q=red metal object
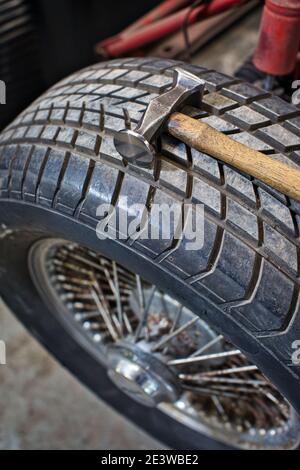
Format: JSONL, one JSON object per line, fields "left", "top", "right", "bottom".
{"left": 123, "top": 0, "right": 192, "bottom": 34}
{"left": 149, "top": 0, "right": 258, "bottom": 58}
{"left": 96, "top": 0, "right": 246, "bottom": 57}
{"left": 253, "top": 0, "right": 300, "bottom": 76}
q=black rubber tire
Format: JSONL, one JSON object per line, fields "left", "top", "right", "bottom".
{"left": 1, "top": 57, "right": 300, "bottom": 449}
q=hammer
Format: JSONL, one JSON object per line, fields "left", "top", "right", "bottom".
{"left": 114, "top": 68, "right": 300, "bottom": 202}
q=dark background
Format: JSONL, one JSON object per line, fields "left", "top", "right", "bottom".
{"left": 35, "top": 0, "right": 159, "bottom": 85}
{"left": 0, "top": 0, "right": 159, "bottom": 129}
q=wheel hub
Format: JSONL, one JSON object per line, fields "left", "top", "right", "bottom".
{"left": 107, "top": 343, "right": 180, "bottom": 407}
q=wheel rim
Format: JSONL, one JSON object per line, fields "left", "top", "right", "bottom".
{"left": 28, "top": 238, "right": 300, "bottom": 450}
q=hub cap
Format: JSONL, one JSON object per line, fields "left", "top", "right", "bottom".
{"left": 107, "top": 343, "right": 180, "bottom": 407}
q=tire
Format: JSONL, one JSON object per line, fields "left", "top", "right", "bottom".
{"left": 1, "top": 57, "right": 300, "bottom": 450}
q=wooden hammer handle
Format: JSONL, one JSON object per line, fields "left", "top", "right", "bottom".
{"left": 168, "top": 112, "right": 300, "bottom": 202}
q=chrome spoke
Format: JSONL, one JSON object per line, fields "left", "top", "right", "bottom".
{"left": 189, "top": 334, "right": 223, "bottom": 358}
{"left": 179, "top": 374, "right": 267, "bottom": 387}
{"left": 197, "top": 364, "right": 258, "bottom": 378}
{"left": 112, "top": 261, "right": 124, "bottom": 334}
{"left": 112, "top": 313, "right": 123, "bottom": 337}
{"left": 134, "top": 284, "right": 156, "bottom": 342}
{"left": 133, "top": 274, "right": 145, "bottom": 341}
{"left": 212, "top": 395, "right": 225, "bottom": 416}
{"left": 91, "top": 288, "right": 119, "bottom": 342}
{"left": 163, "top": 304, "right": 183, "bottom": 354}
{"left": 171, "top": 304, "right": 184, "bottom": 333}
{"left": 136, "top": 274, "right": 145, "bottom": 310}
{"left": 182, "top": 384, "right": 241, "bottom": 399}
{"left": 168, "top": 349, "right": 241, "bottom": 367}
{"left": 152, "top": 316, "right": 199, "bottom": 352}
{"left": 187, "top": 383, "right": 262, "bottom": 395}
{"left": 74, "top": 311, "right": 104, "bottom": 321}
{"left": 123, "top": 311, "right": 133, "bottom": 335}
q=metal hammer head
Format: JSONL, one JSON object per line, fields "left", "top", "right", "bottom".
{"left": 114, "top": 68, "right": 205, "bottom": 168}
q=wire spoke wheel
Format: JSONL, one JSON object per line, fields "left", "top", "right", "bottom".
{"left": 29, "top": 239, "right": 300, "bottom": 450}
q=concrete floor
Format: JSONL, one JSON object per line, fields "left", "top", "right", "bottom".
{"left": 0, "top": 299, "right": 163, "bottom": 450}
{"left": 0, "top": 9, "right": 261, "bottom": 450}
